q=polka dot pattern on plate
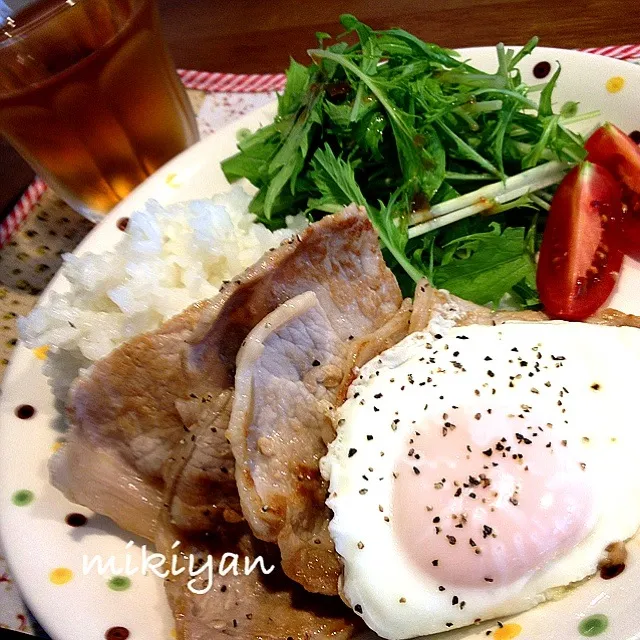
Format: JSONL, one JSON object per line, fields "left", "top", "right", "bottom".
{"left": 494, "top": 623, "right": 522, "bottom": 640}
{"left": 11, "top": 490, "right": 34, "bottom": 506}
{"left": 49, "top": 567, "right": 73, "bottom": 585}
{"left": 165, "top": 172, "right": 181, "bottom": 188}
{"left": 606, "top": 75, "right": 625, "bottom": 93}
{"left": 65, "top": 513, "right": 88, "bottom": 527}
{"left": 533, "top": 61, "right": 552, "bottom": 78}
{"left": 32, "top": 345, "right": 49, "bottom": 360}
{"left": 51, "top": 439, "right": 65, "bottom": 453}
{"left": 14, "top": 404, "right": 35, "bottom": 419}
{"left": 105, "top": 626, "right": 130, "bottom": 640}
{"left": 107, "top": 576, "right": 132, "bottom": 592}
{"left": 578, "top": 614, "right": 609, "bottom": 637}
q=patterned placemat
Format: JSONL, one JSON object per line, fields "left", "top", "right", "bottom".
{"left": 1, "top": 47, "right": 639, "bottom": 634}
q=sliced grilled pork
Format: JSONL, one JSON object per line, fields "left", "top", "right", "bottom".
{"left": 168, "top": 205, "right": 403, "bottom": 536}
{"left": 227, "top": 291, "right": 412, "bottom": 595}
{"left": 409, "top": 278, "right": 640, "bottom": 332}
{"left": 156, "top": 516, "right": 362, "bottom": 639}
{"left": 52, "top": 205, "right": 403, "bottom": 546}
{"left": 51, "top": 303, "right": 207, "bottom": 539}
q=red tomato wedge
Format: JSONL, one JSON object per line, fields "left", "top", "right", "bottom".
{"left": 585, "top": 123, "right": 640, "bottom": 253}
{"left": 537, "top": 162, "right": 623, "bottom": 320}
{"left": 585, "top": 123, "right": 640, "bottom": 191}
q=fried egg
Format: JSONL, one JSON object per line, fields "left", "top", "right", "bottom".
{"left": 322, "top": 320, "right": 640, "bottom": 639}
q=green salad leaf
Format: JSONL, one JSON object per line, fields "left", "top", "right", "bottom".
{"left": 221, "top": 15, "right": 593, "bottom": 308}
{"left": 432, "top": 223, "right": 537, "bottom": 305}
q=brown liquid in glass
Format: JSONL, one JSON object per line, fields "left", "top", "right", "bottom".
{"left": 0, "top": 0, "right": 198, "bottom": 218}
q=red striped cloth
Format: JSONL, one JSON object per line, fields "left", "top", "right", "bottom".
{"left": 2, "top": 44, "right": 640, "bottom": 249}
{"left": 0, "top": 178, "right": 47, "bottom": 248}
{"left": 580, "top": 43, "right": 640, "bottom": 59}
{"left": 177, "top": 69, "right": 287, "bottom": 92}
{"left": 175, "top": 43, "right": 640, "bottom": 92}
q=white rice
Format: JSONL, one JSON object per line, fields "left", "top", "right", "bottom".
{"left": 18, "top": 187, "right": 307, "bottom": 402}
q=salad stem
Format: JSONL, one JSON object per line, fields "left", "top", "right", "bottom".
{"left": 408, "top": 161, "right": 569, "bottom": 237}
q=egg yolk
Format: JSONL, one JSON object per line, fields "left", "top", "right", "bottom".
{"left": 392, "top": 407, "right": 594, "bottom": 587}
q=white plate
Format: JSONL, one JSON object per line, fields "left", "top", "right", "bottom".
{"left": 2, "top": 47, "right": 640, "bottom": 640}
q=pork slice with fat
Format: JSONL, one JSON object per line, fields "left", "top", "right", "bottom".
{"left": 156, "top": 515, "right": 361, "bottom": 640}
{"left": 227, "top": 295, "right": 411, "bottom": 594}
{"left": 228, "top": 292, "right": 344, "bottom": 595}
{"left": 50, "top": 302, "right": 210, "bottom": 540}
{"left": 409, "top": 278, "right": 640, "bottom": 332}
{"left": 225, "top": 208, "right": 406, "bottom": 596}
{"left": 167, "top": 205, "right": 403, "bottom": 535}
{"left": 52, "top": 205, "right": 402, "bottom": 544}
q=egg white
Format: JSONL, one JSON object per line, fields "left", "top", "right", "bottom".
{"left": 323, "top": 321, "right": 640, "bottom": 640}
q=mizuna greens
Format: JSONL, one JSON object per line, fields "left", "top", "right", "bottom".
{"left": 221, "top": 14, "right": 594, "bottom": 306}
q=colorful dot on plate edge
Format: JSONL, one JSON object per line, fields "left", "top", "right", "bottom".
{"left": 494, "top": 622, "right": 522, "bottom": 640}
{"left": 533, "top": 61, "right": 552, "bottom": 79}
{"left": 15, "top": 404, "right": 35, "bottom": 419}
{"left": 49, "top": 567, "right": 73, "bottom": 585}
{"left": 51, "top": 440, "right": 65, "bottom": 453}
{"left": 32, "top": 345, "right": 49, "bottom": 360}
{"left": 11, "top": 489, "right": 34, "bottom": 506}
{"left": 65, "top": 512, "right": 88, "bottom": 527}
{"left": 579, "top": 614, "right": 609, "bottom": 637}
{"left": 606, "top": 76, "right": 625, "bottom": 93}
{"left": 107, "top": 576, "right": 132, "bottom": 591}
{"left": 165, "top": 172, "right": 181, "bottom": 188}
{"left": 105, "top": 627, "right": 130, "bottom": 640}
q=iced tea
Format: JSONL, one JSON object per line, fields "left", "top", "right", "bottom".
{"left": 0, "top": 0, "right": 198, "bottom": 221}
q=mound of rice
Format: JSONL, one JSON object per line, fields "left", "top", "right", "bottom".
{"left": 18, "top": 187, "right": 307, "bottom": 402}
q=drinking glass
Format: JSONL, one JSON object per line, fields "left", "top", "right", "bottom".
{"left": 0, "top": 0, "right": 199, "bottom": 222}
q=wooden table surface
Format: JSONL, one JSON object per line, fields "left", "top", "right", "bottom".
{"left": 3, "top": 0, "right": 640, "bottom": 218}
